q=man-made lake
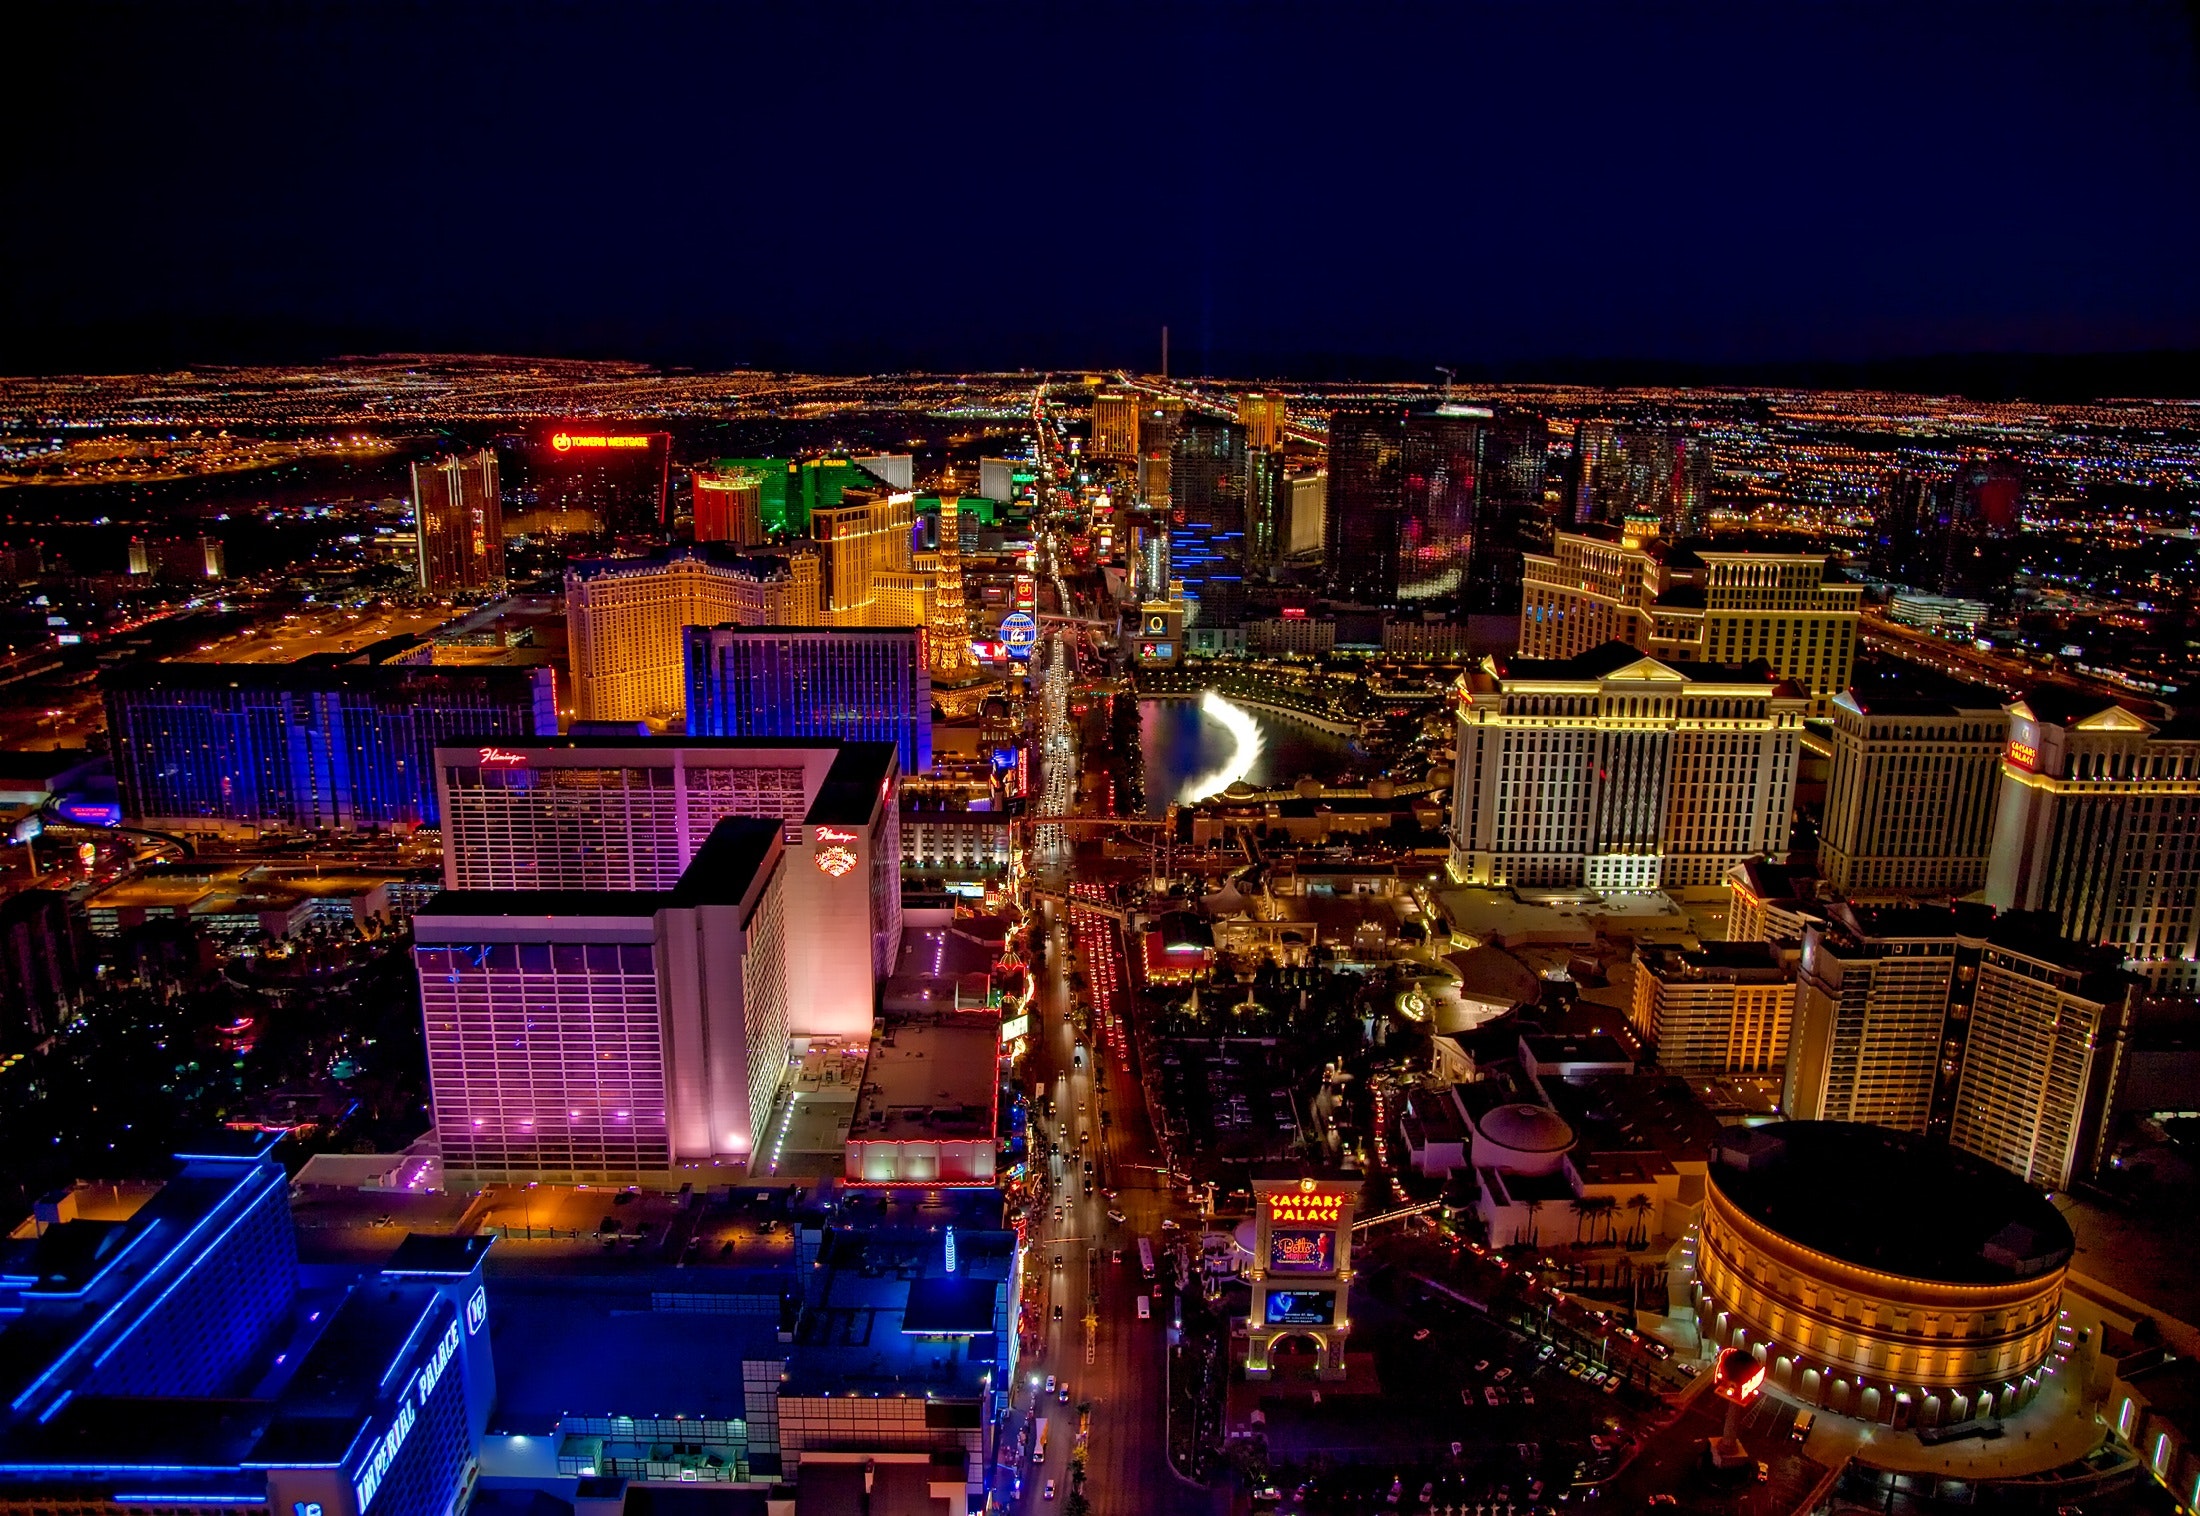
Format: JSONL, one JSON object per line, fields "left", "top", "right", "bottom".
{"left": 1137, "top": 692, "right": 1358, "bottom": 815}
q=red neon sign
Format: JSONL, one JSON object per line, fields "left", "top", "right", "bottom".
{"left": 551, "top": 432, "right": 651, "bottom": 452}
{"left": 814, "top": 846, "right": 859, "bottom": 879}
{"left": 815, "top": 826, "right": 859, "bottom": 844}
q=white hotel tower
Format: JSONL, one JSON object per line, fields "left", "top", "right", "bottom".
{"left": 1448, "top": 642, "right": 1805, "bottom": 891}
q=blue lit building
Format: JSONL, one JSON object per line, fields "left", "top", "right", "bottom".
{"left": 102, "top": 662, "right": 557, "bottom": 836}
{"left": 0, "top": 1138, "right": 494, "bottom": 1516}
{"left": 472, "top": 1183, "right": 1013, "bottom": 1511}
{"left": 684, "top": 625, "right": 931, "bottom": 774}
{"left": 1167, "top": 520, "right": 1247, "bottom": 628}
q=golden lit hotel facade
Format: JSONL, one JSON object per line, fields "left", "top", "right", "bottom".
{"left": 1691, "top": 1124, "right": 2071, "bottom": 1430}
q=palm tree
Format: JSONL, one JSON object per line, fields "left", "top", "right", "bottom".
{"left": 1523, "top": 1197, "right": 1544, "bottom": 1248}
{"left": 1628, "top": 1193, "right": 1654, "bottom": 1248}
{"left": 1570, "top": 1198, "right": 1590, "bottom": 1245}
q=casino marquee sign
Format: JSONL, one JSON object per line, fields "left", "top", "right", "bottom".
{"left": 1267, "top": 1187, "right": 1350, "bottom": 1226}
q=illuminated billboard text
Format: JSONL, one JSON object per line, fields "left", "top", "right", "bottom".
{"left": 1268, "top": 1228, "right": 1336, "bottom": 1274}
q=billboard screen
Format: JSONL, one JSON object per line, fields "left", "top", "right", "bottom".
{"left": 1264, "top": 1290, "right": 1336, "bottom": 1327}
{"left": 1268, "top": 1228, "right": 1336, "bottom": 1275}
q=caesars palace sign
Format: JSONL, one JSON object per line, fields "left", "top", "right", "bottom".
{"left": 1267, "top": 1180, "right": 1350, "bottom": 1226}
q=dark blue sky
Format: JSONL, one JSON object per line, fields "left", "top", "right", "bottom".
{"left": 6, "top": 2, "right": 2199, "bottom": 379}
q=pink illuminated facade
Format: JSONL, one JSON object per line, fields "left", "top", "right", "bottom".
{"left": 415, "top": 816, "right": 794, "bottom": 1184}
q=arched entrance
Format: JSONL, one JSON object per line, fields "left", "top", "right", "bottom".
{"left": 1268, "top": 1334, "right": 1324, "bottom": 1382}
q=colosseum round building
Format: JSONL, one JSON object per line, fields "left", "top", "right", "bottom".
{"left": 1690, "top": 1122, "right": 2072, "bottom": 1429}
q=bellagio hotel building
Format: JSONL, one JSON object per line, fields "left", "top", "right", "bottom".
{"left": 1518, "top": 526, "right": 1861, "bottom": 716}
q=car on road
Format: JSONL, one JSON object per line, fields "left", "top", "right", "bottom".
{"left": 1052, "top": 1305, "right": 1063, "bottom": 1320}
{"left": 1052, "top": 1254, "right": 1064, "bottom": 1270}
{"left": 1160, "top": 1218, "right": 1178, "bottom": 1230}
{"left": 1112, "top": 1248, "right": 1123, "bottom": 1263}
{"left": 1057, "top": 1384, "right": 1070, "bottom": 1404}
{"left": 1045, "top": 1375, "right": 1056, "bottom": 1394}
{"left": 1042, "top": 1480, "right": 1056, "bottom": 1501}
{"left": 1106, "top": 1209, "right": 1126, "bottom": 1224}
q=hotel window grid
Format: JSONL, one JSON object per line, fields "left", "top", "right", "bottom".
{"left": 1950, "top": 950, "right": 2127, "bottom": 1189}
{"left": 685, "top": 627, "right": 933, "bottom": 775}
{"left": 741, "top": 875, "right": 792, "bottom": 1153}
{"left": 418, "top": 940, "right": 671, "bottom": 1180}
{"left": 1518, "top": 533, "right": 1860, "bottom": 715}
{"left": 75, "top": 1163, "right": 299, "bottom": 1404}
{"left": 104, "top": 668, "right": 555, "bottom": 832}
{"left": 440, "top": 759, "right": 811, "bottom": 891}
{"left": 566, "top": 548, "right": 822, "bottom": 726}
{"left": 1449, "top": 660, "right": 1803, "bottom": 892}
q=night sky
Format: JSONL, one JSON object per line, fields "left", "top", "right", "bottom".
{"left": 6, "top": 3, "right": 2199, "bottom": 380}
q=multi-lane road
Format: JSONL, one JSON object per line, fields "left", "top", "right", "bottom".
{"left": 1010, "top": 897, "right": 1220, "bottom": 1516}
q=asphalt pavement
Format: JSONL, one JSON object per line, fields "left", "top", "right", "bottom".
{"left": 1011, "top": 898, "right": 1224, "bottom": 1516}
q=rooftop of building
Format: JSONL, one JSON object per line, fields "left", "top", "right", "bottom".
{"left": 0, "top": 1147, "right": 462, "bottom": 1481}
{"left": 1637, "top": 940, "right": 1795, "bottom": 983}
{"left": 1728, "top": 857, "right": 1818, "bottom": 908}
{"left": 1522, "top": 1032, "right": 1636, "bottom": 1070}
{"left": 103, "top": 655, "right": 548, "bottom": 692}
{"left": 668, "top": 817, "right": 781, "bottom": 914}
{"left": 1538, "top": 1069, "right": 1720, "bottom": 1167}
{"left": 2121, "top": 1356, "right": 2200, "bottom": 1426}
{"left": 1817, "top": 899, "right": 1995, "bottom": 947}
{"left": 565, "top": 542, "right": 811, "bottom": 581}
{"left": 847, "top": 1021, "right": 999, "bottom": 1147}
{"left": 1837, "top": 656, "right": 2007, "bottom": 718}
{"left": 0, "top": 747, "right": 101, "bottom": 789}
{"left": 1491, "top": 640, "right": 1794, "bottom": 690}
{"left": 433, "top": 734, "right": 850, "bottom": 756}
{"left": 806, "top": 743, "right": 897, "bottom": 826}
{"left": 1433, "top": 885, "right": 1697, "bottom": 951}
{"left": 2010, "top": 684, "right": 2168, "bottom": 729}
{"left": 882, "top": 920, "right": 1009, "bottom": 1017}
{"left": 168, "top": 606, "right": 459, "bottom": 665}
{"left": 697, "top": 624, "right": 925, "bottom": 640}
{"left": 1474, "top": 1101, "right": 1576, "bottom": 1154}
{"left": 1816, "top": 903, "right": 2121, "bottom": 983}
{"left": 415, "top": 889, "right": 668, "bottom": 922}
{"left": 1554, "top": 526, "right": 1845, "bottom": 571}
{"left": 1711, "top": 1121, "right": 2074, "bottom": 1285}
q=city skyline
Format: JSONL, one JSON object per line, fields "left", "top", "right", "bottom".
{"left": 3, "top": 7, "right": 2200, "bottom": 1512}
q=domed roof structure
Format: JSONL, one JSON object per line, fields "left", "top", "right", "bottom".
{"left": 1475, "top": 1102, "right": 1575, "bottom": 1155}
